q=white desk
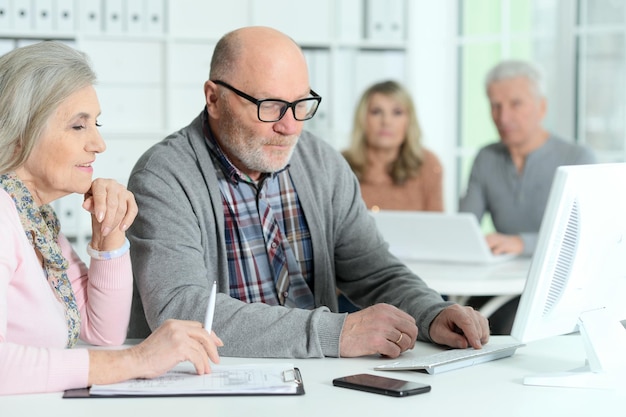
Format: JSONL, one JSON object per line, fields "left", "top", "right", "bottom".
{"left": 405, "top": 257, "right": 532, "bottom": 317}
{"left": 1, "top": 335, "right": 622, "bottom": 417}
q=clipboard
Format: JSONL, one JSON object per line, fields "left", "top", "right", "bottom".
{"left": 63, "top": 364, "right": 304, "bottom": 398}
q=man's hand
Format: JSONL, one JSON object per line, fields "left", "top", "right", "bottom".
{"left": 486, "top": 232, "right": 524, "bottom": 255}
{"left": 429, "top": 304, "right": 490, "bottom": 349}
{"left": 339, "top": 304, "right": 418, "bottom": 358}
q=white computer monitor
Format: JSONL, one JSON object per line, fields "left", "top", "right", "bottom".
{"left": 511, "top": 162, "right": 626, "bottom": 389}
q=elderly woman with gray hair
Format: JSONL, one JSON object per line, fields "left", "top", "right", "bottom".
{"left": 0, "top": 41, "right": 222, "bottom": 395}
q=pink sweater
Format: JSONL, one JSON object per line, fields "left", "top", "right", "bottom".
{"left": 0, "top": 190, "right": 133, "bottom": 395}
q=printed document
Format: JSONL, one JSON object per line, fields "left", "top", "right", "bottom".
{"left": 89, "top": 363, "right": 301, "bottom": 396}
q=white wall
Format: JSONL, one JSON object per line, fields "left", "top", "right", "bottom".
{"left": 408, "top": 1, "right": 458, "bottom": 212}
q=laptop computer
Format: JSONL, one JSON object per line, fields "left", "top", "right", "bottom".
{"left": 370, "top": 210, "right": 516, "bottom": 264}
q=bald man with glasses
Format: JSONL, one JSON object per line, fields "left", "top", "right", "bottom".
{"left": 127, "top": 26, "right": 489, "bottom": 359}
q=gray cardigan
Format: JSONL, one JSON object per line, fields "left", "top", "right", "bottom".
{"left": 127, "top": 113, "right": 451, "bottom": 358}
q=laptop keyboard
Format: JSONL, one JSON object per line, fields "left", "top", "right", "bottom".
{"left": 374, "top": 342, "right": 524, "bottom": 375}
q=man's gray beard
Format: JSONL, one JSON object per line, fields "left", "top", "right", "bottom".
{"left": 245, "top": 141, "right": 288, "bottom": 173}
{"left": 218, "top": 98, "right": 299, "bottom": 173}
{"left": 222, "top": 132, "right": 299, "bottom": 174}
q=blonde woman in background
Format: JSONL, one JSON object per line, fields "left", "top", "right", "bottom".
{"left": 339, "top": 80, "right": 444, "bottom": 312}
{"left": 342, "top": 80, "right": 443, "bottom": 212}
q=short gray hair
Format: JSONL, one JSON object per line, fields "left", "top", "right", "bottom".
{"left": 485, "top": 59, "right": 545, "bottom": 98}
{"left": 0, "top": 41, "right": 96, "bottom": 173}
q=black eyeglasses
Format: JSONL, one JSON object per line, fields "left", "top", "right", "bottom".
{"left": 212, "top": 80, "right": 322, "bottom": 122}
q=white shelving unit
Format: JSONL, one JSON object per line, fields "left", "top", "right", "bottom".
{"left": 0, "top": 0, "right": 419, "bottom": 261}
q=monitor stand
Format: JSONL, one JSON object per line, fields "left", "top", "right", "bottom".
{"left": 523, "top": 308, "right": 626, "bottom": 389}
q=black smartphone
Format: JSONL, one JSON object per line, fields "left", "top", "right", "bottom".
{"left": 332, "top": 373, "right": 431, "bottom": 397}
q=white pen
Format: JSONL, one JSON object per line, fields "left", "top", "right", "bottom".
{"left": 204, "top": 281, "right": 217, "bottom": 333}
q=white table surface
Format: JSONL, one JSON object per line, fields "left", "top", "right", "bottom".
{"left": 404, "top": 258, "right": 532, "bottom": 317}
{"left": 2, "top": 334, "right": 623, "bottom": 417}
{"left": 404, "top": 257, "right": 532, "bottom": 296}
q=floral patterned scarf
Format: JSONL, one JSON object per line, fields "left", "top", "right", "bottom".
{"left": 0, "top": 172, "right": 80, "bottom": 347}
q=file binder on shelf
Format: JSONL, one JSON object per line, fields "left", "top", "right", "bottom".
{"left": 336, "top": 0, "right": 362, "bottom": 42}
{"left": 365, "top": 0, "right": 405, "bottom": 42}
{"left": 77, "top": 0, "right": 103, "bottom": 34}
{"left": 124, "top": 0, "right": 143, "bottom": 33}
{"left": 12, "top": 0, "right": 31, "bottom": 31}
{"left": 0, "top": 0, "right": 11, "bottom": 30}
{"left": 33, "top": 0, "right": 53, "bottom": 32}
{"left": 103, "top": 0, "right": 124, "bottom": 34}
{"left": 145, "top": 0, "right": 164, "bottom": 34}
{"left": 55, "top": 0, "right": 75, "bottom": 32}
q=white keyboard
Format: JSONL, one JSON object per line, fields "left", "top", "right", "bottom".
{"left": 374, "top": 342, "right": 524, "bottom": 375}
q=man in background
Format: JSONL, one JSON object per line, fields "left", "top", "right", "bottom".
{"left": 460, "top": 59, "right": 596, "bottom": 333}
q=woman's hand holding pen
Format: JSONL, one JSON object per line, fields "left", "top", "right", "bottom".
{"left": 128, "top": 319, "right": 223, "bottom": 379}
{"left": 87, "top": 319, "right": 223, "bottom": 387}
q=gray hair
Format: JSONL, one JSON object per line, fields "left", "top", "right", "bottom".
{"left": 485, "top": 60, "right": 545, "bottom": 98}
{"left": 0, "top": 41, "right": 96, "bottom": 173}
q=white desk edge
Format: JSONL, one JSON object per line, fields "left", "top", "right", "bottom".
{"left": 1, "top": 334, "right": 622, "bottom": 417}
